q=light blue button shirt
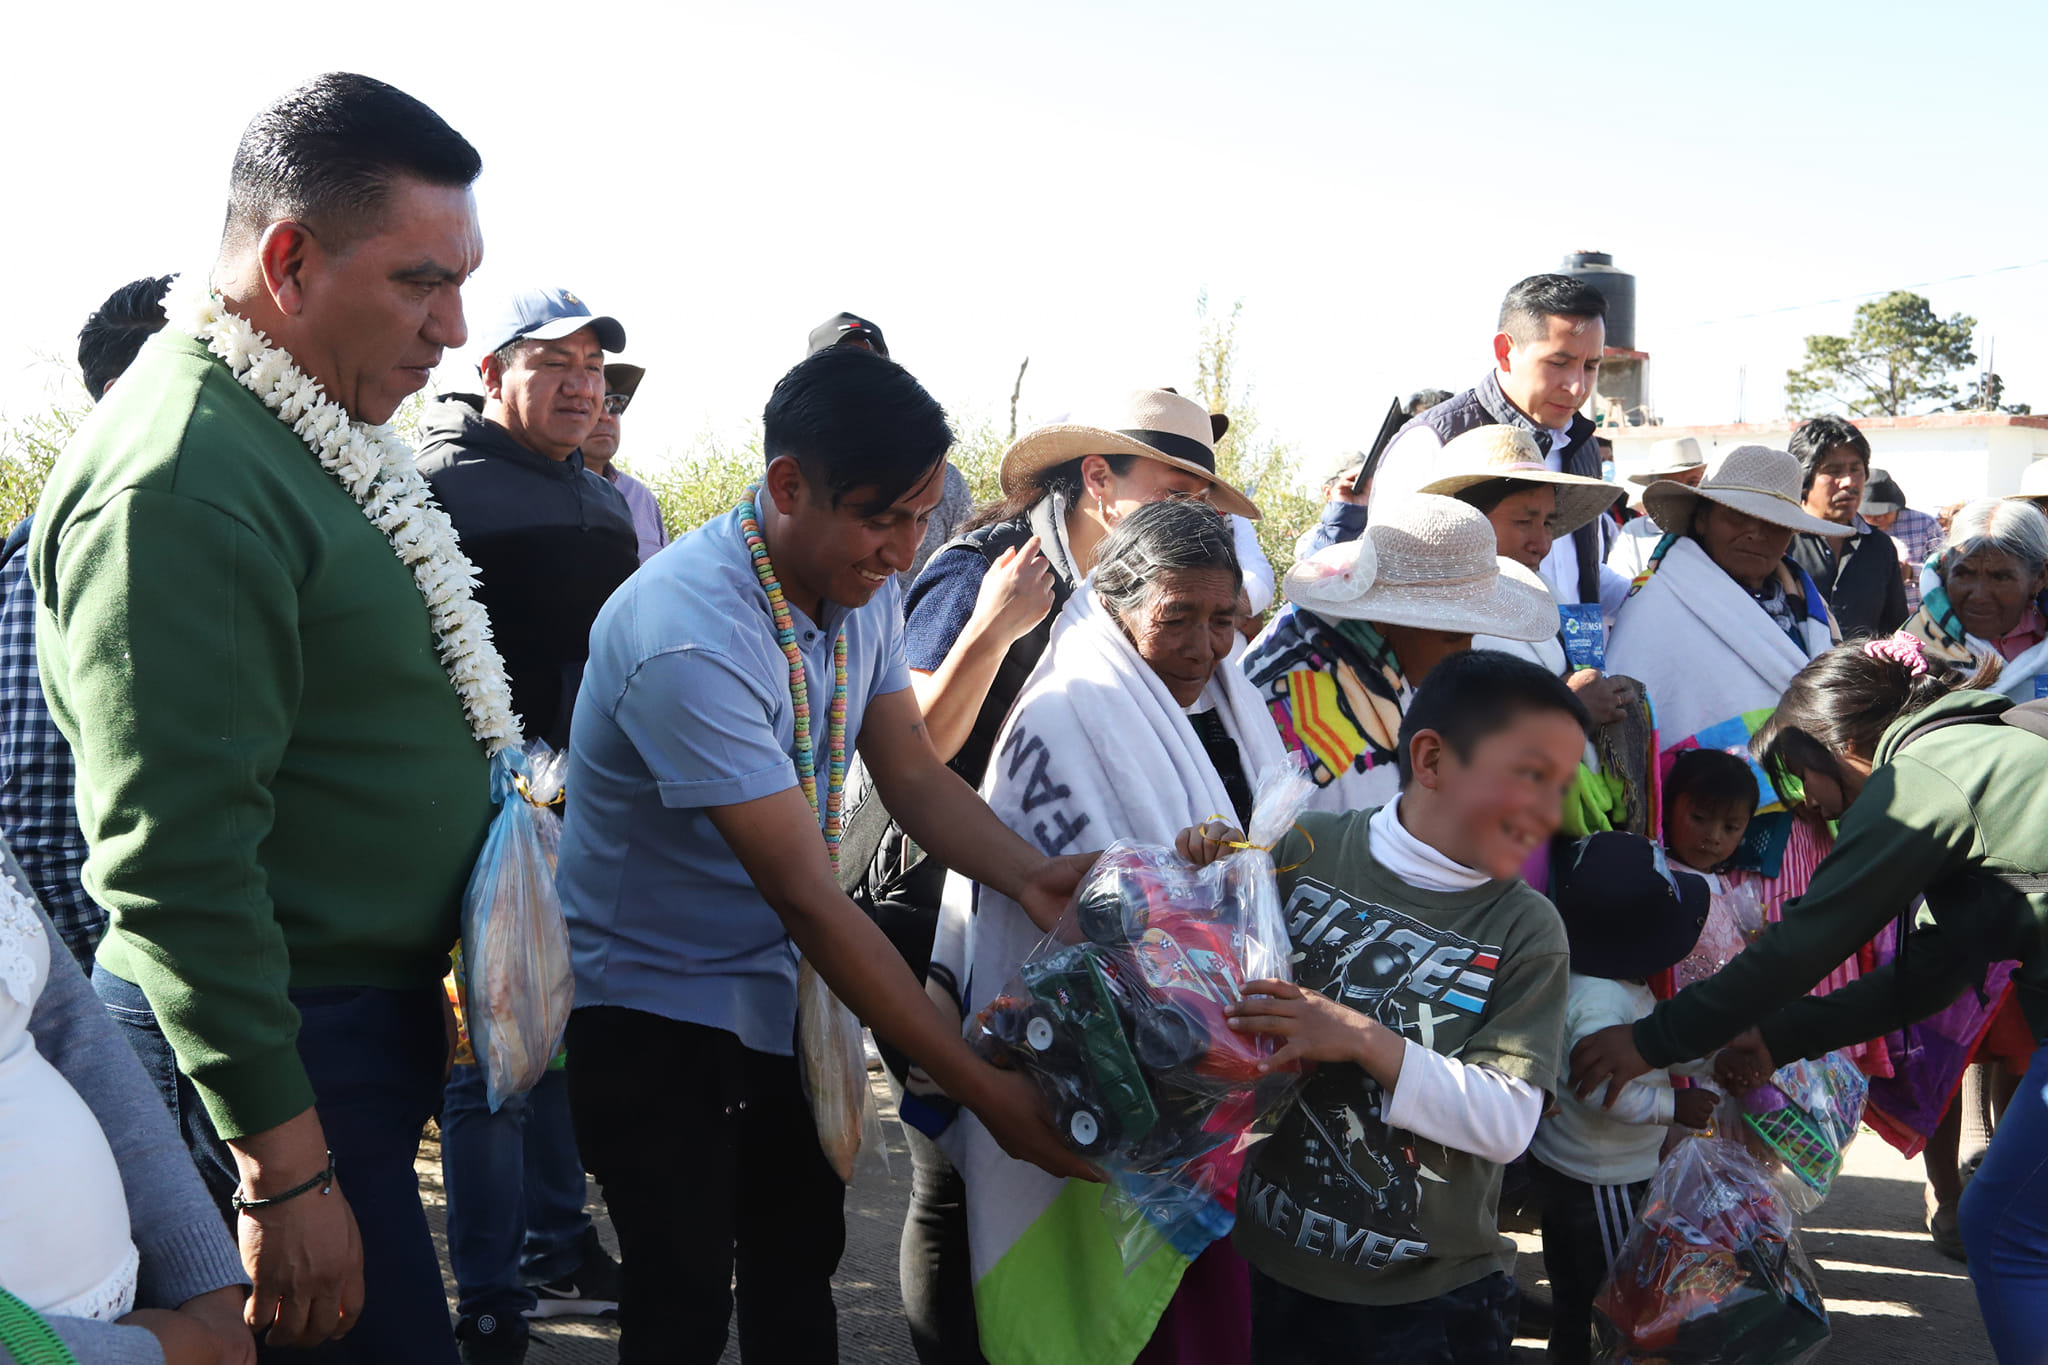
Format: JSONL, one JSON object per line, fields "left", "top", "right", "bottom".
{"left": 558, "top": 505, "right": 910, "bottom": 1055}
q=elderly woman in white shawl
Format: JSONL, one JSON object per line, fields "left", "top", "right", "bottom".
{"left": 1607, "top": 444, "right": 1848, "bottom": 889}
{"left": 926, "top": 499, "right": 1284, "bottom": 1365}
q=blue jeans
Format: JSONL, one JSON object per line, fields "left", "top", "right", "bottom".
{"left": 440, "top": 1061, "right": 591, "bottom": 1329}
{"left": 95, "top": 969, "right": 459, "bottom": 1365}
{"left": 1960, "top": 1042, "right": 2048, "bottom": 1361}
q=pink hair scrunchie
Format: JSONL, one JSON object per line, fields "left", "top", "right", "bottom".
{"left": 1864, "top": 631, "right": 1930, "bottom": 677}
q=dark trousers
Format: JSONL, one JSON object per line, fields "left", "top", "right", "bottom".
{"left": 900, "top": 1124, "right": 985, "bottom": 1365}
{"left": 1528, "top": 1156, "right": 1649, "bottom": 1365}
{"left": 1248, "top": 1266, "right": 1517, "bottom": 1365}
{"left": 565, "top": 1005, "right": 846, "bottom": 1364}
{"left": 96, "top": 969, "right": 457, "bottom": 1364}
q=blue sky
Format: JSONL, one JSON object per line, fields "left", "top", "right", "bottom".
{"left": 6, "top": 1, "right": 2047, "bottom": 476}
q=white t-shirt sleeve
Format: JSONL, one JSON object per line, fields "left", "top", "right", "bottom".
{"left": 1231, "top": 514, "right": 1275, "bottom": 615}
{"left": 1380, "top": 1039, "right": 1545, "bottom": 1164}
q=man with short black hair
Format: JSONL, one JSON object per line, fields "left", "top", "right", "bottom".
{"left": 76, "top": 273, "right": 174, "bottom": 401}
{"left": 559, "top": 344, "right": 1098, "bottom": 1362}
{"left": 1787, "top": 414, "right": 1907, "bottom": 635}
{"left": 417, "top": 288, "right": 641, "bottom": 752}
{"left": 34, "top": 73, "right": 492, "bottom": 1360}
{"left": 1374, "top": 275, "right": 1632, "bottom": 619}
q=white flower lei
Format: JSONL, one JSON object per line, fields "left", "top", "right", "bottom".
{"left": 164, "top": 274, "right": 523, "bottom": 756}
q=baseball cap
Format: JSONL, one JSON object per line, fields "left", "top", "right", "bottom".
{"left": 603, "top": 363, "right": 645, "bottom": 410}
{"left": 807, "top": 312, "right": 888, "bottom": 358}
{"left": 478, "top": 286, "right": 625, "bottom": 357}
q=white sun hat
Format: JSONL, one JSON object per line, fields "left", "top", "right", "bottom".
{"left": 1643, "top": 444, "right": 1853, "bottom": 541}
{"left": 1419, "top": 426, "right": 1623, "bottom": 539}
{"left": 1626, "top": 435, "right": 1706, "bottom": 486}
{"left": 1283, "top": 493, "right": 1556, "bottom": 641}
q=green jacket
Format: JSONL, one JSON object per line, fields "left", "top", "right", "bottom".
{"left": 30, "top": 329, "right": 494, "bottom": 1139}
{"left": 1636, "top": 688, "right": 2048, "bottom": 1069}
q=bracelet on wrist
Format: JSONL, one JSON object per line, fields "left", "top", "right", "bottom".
{"left": 231, "top": 1151, "right": 335, "bottom": 1214}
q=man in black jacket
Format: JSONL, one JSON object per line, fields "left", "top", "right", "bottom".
{"left": 415, "top": 284, "right": 635, "bottom": 1364}
{"left": 1371, "top": 274, "right": 1632, "bottom": 620}
{"left": 416, "top": 286, "right": 640, "bottom": 752}
{"left": 1786, "top": 415, "right": 1907, "bottom": 637}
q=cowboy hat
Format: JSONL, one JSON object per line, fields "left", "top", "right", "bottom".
{"left": 998, "top": 388, "right": 1259, "bottom": 520}
{"left": 1626, "top": 435, "right": 1705, "bottom": 486}
{"left": 1283, "top": 494, "right": 1556, "bottom": 641}
{"left": 1418, "top": 426, "right": 1622, "bottom": 539}
{"left": 1643, "top": 445, "right": 1853, "bottom": 540}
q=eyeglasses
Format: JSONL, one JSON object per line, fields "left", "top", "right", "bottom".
{"left": 603, "top": 393, "right": 631, "bottom": 416}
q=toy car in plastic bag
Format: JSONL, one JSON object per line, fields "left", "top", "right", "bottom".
{"left": 1594, "top": 1136, "right": 1829, "bottom": 1365}
{"left": 970, "top": 761, "right": 1312, "bottom": 1263}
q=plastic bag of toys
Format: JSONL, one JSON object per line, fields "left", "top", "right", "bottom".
{"left": 461, "top": 747, "right": 575, "bottom": 1113}
{"left": 969, "top": 760, "right": 1314, "bottom": 1266}
{"left": 1736, "top": 1050, "right": 1868, "bottom": 1213}
{"left": 1594, "top": 1136, "right": 1830, "bottom": 1365}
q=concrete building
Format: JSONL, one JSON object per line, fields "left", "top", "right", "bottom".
{"left": 1603, "top": 413, "right": 2048, "bottom": 512}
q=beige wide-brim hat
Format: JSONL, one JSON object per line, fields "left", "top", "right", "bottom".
{"left": 2010, "top": 459, "right": 2048, "bottom": 505}
{"left": 1627, "top": 435, "right": 1706, "bottom": 486}
{"left": 998, "top": 387, "right": 1259, "bottom": 520}
{"left": 1283, "top": 493, "right": 1557, "bottom": 642}
{"left": 1418, "top": 426, "right": 1622, "bottom": 539}
{"left": 1643, "top": 444, "right": 1853, "bottom": 540}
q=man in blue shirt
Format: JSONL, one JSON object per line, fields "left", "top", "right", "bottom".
{"left": 558, "top": 345, "right": 1095, "bottom": 1363}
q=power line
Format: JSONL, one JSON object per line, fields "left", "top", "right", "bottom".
{"left": 1672, "top": 257, "right": 2048, "bottom": 329}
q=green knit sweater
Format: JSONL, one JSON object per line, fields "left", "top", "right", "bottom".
{"left": 1636, "top": 689, "right": 2048, "bottom": 1069}
{"left": 30, "top": 330, "right": 494, "bottom": 1139}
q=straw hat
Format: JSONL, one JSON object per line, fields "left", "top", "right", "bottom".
{"left": 1283, "top": 494, "right": 1556, "bottom": 641}
{"left": 1626, "top": 435, "right": 1705, "bottom": 486}
{"left": 1642, "top": 445, "right": 1853, "bottom": 540}
{"left": 1418, "top": 427, "right": 1622, "bottom": 539}
{"left": 998, "top": 388, "right": 1259, "bottom": 520}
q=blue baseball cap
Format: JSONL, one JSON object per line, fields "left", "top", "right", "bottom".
{"left": 477, "top": 286, "right": 625, "bottom": 358}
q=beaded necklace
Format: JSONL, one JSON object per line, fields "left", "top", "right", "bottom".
{"left": 739, "top": 486, "right": 849, "bottom": 867}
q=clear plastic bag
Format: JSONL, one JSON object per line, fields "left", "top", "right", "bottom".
{"left": 969, "top": 759, "right": 1315, "bottom": 1267}
{"left": 798, "top": 959, "right": 887, "bottom": 1183}
{"left": 461, "top": 747, "right": 575, "bottom": 1112}
{"left": 1672, "top": 881, "right": 1765, "bottom": 994}
{"left": 1736, "top": 1050, "right": 1868, "bottom": 1212}
{"left": 1594, "top": 1136, "right": 1830, "bottom": 1365}
{"left": 522, "top": 741, "right": 570, "bottom": 872}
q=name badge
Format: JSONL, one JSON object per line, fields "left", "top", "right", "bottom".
{"left": 1558, "top": 603, "right": 1605, "bottom": 671}
{"left": 2033, "top": 674, "right": 2048, "bottom": 701}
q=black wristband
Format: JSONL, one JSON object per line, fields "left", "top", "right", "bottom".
{"left": 231, "top": 1151, "right": 335, "bottom": 1213}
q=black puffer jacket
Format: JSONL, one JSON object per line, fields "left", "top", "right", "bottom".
{"left": 1790, "top": 519, "right": 1908, "bottom": 638}
{"left": 415, "top": 395, "right": 639, "bottom": 750}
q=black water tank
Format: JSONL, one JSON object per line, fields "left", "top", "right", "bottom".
{"left": 1560, "top": 251, "right": 1635, "bottom": 350}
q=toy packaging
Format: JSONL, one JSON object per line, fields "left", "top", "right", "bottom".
{"left": 1594, "top": 1136, "right": 1830, "bottom": 1365}
{"left": 970, "top": 761, "right": 1313, "bottom": 1266}
{"left": 1738, "top": 1051, "right": 1868, "bottom": 1212}
{"left": 460, "top": 745, "right": 575, "bottom": 1112}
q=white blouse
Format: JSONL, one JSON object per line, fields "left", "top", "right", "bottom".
{"left": 0, "top": 873, "right": 138, "bottom": 1320}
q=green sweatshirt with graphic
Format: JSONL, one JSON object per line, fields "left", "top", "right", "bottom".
{"left": 1635, "top": 689, "right": 2048, "bottom": 1070}
{"left": 30, "top": 329, "right": 494, "bottom": 1139}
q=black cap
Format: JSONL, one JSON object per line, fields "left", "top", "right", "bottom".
{"left": 1861, "top": 468, "right": 1906, "bottom": 516}
{"left": 807, "top": 311, "right": 888, "bottom": 358}
{"left": 1552, "top": 832, "right": 1709, "bottom": 980}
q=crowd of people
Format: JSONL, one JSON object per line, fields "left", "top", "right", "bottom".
{"left": 2, "top": 69, "right": 2046, "bottom": 1365}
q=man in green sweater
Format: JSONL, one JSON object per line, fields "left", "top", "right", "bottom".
{"left": 32, "top": 74, "right": 492, "bottom": 1363}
